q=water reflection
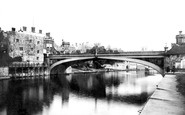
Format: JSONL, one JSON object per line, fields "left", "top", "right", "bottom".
{"left": 69, "top": 74, "right": 106, "bottom": 98}
{"left": 0, "top": 71, "right": 162, "bottom": 115}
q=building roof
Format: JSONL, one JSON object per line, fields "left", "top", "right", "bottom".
{"left": 166, "top": 44, "right": 185, "bottom": 55}
{"left": 62, "top": 42, "right": 70, "bottom": 45}
{"left": 176, "top": 34, "right": 185, "bottom": 37}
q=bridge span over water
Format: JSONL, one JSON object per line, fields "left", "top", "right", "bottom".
{"left": 48, "top": 51, "right": 166, "bottom": 76}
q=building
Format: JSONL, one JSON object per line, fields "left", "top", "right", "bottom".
{"left": 103, "top": 62, "right": 145, "bottom": 70}
{"left": 75, "top": 42, "right": 93, "bottom": 53}
{"left": 165, "top": 44, "right": 185, "bottom": 69}
{"left": 176, "top": 31, "right": 185, "bottom": 45}
{"left": 58, "top": 39, "right": 76, "bottom": 54}
{"left": 165, "top": 31, "right": 185, "bottom": 70}
{"left": 7, "top": 27, "right": 45, "bottom": 64}
{"left": 43, "top": 32, "right": 55, "bottom": 56}
{"left": 61, "top": 39, "right": 70, "bottom": 54}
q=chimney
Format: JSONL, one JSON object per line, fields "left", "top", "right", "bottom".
{"left": 31, "top": 27, "right": 35, "bottom": 33}
{"left": 39, "top": 30, "right": 42, "bottom": 34}
{"left": 164, "top": 43, "right": 168, "bottom": 52}
{"left": 12, "top": 27, "right": 16, "bottom": 32}
{"left": 46, "top": 32, "right": 50, "bottom": 37}
{"left": 18, "top": 28, "right": 23, "bottom": 32}
{"left": 23, "top": 26, "right": 27, "bottom": 31}
{"left": 179, "top": 31, "right": 182, "bottom": 35}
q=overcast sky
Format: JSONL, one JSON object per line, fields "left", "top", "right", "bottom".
{"left": 1, "top": 0, "right": 185, "bottom": 51}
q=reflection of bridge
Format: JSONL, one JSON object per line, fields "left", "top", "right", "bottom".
{"left": 48, "top": 51, "right": 165, "bottom": 76}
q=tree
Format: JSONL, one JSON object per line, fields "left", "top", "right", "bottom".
{"left": 85, "top": 43, "right": 106, "bottom": 54}
{"left": 106, "top": 49, "right": 113, "bottom": 54}
{"left": 113, "top": 50, "right": 119, "bottom": 54}
{"left": 84, "top": 43, "right": 121, "bottom": 54}
{"left": 98, "top": 46, "right": 106, "bottom": 54}
{"left": 75, "top": 50, "right": 81, "bottom": 54}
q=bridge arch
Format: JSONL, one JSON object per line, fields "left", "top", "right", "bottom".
{"left": 49, "top": 57, "right": 164, "bottom": 76}
{"left": 98, "top": 57, "right": 164, "bottom": 76}
{"left": 49, "top": 57, "right": 95, "bottom": 74}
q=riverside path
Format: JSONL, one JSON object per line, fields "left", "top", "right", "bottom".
{"left": 140, "top": 74, "right": 185, "bottom": 115}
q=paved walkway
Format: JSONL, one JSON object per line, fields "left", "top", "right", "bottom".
{"left": 140, "top": 74, "right": 185, "bottom": 115}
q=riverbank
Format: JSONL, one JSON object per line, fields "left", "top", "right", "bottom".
{"left": 140, "top": 73, "right": 185, "bottom": 115}
{"left": 71, "top": 68, "right": 155, "bottom": 74}
{"left": 71, "top": 68, "right": 106, "bottom": 74}
{"left": 0, "top": 76, "right": 10, "bottom": 80}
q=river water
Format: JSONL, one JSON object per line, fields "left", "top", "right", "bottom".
{"left": 0, "top": 71, "right": 162, "bottom": 115}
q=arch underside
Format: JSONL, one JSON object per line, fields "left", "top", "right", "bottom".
{"left": 50, "top": 57, "right": 164, "bottom": 76}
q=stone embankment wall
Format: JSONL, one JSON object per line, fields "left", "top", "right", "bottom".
{"left": 0, "top": 67, "right": 8, "bottom": 77}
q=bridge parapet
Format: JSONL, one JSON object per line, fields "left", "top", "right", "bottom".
{"left": 49, "top": 51, "right": 165, "bottom": 59}
{"left": 118, "top": 51, "right": 165, "bottom": 56}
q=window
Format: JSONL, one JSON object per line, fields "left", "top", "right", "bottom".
{"left": 37, "top": 50, "right": 39, "bottom": 53}
{"left": 16, "top": 39, "right": 19, "bottom": 42}
{"left": 19, "top": 47, "right": 23, "bottom": 51}
{"left": 37, "top": 41, "right": 40, "bottom": 44}
{"left": 37, "top": 57, "right": 39, "bottom": 60}
{"left": 183, "top": 39, "right": 185, "bottom": 43}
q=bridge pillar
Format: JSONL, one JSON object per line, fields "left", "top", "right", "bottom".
{"left": 46, "top": 58, "right": 50, "bottom": 66}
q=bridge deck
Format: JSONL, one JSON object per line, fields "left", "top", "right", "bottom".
{"left": 49, "top": 51, "right": 165, "bottom": 59}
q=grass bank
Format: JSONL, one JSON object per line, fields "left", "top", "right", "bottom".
{"left": 176, "top": 74, "right": 185, "bottom": 97}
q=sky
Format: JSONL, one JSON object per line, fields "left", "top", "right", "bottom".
{"left": 1, "top": 0, "right": 185, "bottom": 51}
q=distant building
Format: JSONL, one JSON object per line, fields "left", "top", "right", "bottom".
{"left": 75, "top": 42, "right": 93, "bottom": 53}
{"left": 7, "top": 27, "right": 44, "bottom": 64}
{"left": 165, "top": 44, "right": 185, "bottom": 69}
{"left": 165, "top": 31, "right": 185, "bottom": 70}
{"left": 176, "top": 31, "right": 185, "bottom": 45}
{"left": 103, "top": 62, "right": 145, "bottom": 70}
{"left": 61, "top": 39, "right": 70, "bottom": 47}
{"left": 59, "top": 39, "right": 74, "bottom": 54}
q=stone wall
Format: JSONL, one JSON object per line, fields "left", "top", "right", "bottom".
{"left": 8, "top": 31, "right": 44, "bottom": 63}
{"left": 0, "top": 67, "right": 8, "bottom": 77}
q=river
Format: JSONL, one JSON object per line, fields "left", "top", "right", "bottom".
{"left": 0, "top": 71, "right": 162, "bottom": 115}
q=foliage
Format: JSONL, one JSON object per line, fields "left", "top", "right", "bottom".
{"left": 0, "top": 31, "right": 22, "bottom": 67}
{"left": 85, "top": 43, "right": 120, "bottom": 54}
{"left": 176, "top": 74, "right": 185, "bottom": 96}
